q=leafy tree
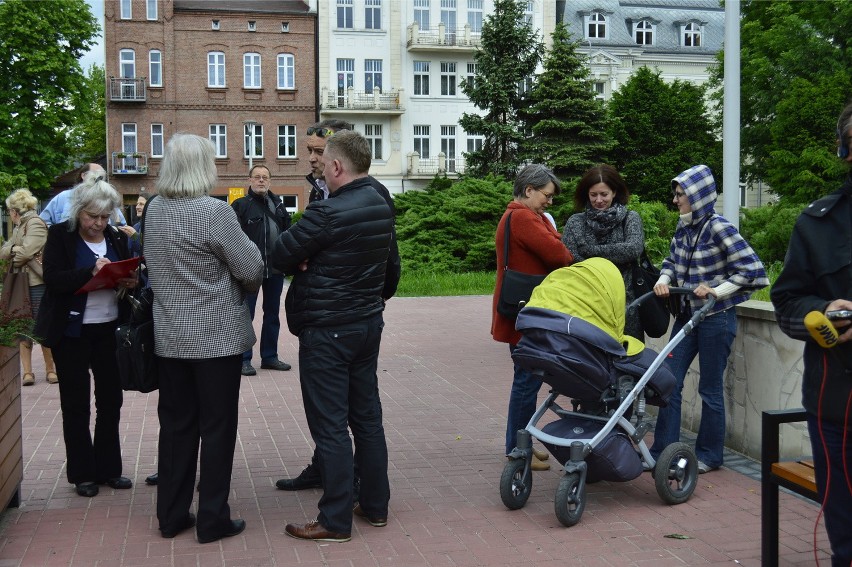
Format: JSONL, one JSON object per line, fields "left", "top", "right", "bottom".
{"left": 738, "top": 202, "right": 802, "bottom": 266}
{"left": 607, "top": 67, "right": 721, "bottom": 204}
{"left": 68, "top": 64, "right": 107, "bottom": 164}
{"left": 0, "top": 0, "right": 100, "bottom": 194}
{"left": 0, "top": 172, "right": 28, "bottom": 206}
{"left": 459, "top": 0, "right": 542, "bottom": 180}
{"left": 709, "top": 0, "right": 852, "bottom": 204}
{"left": 519, "top": 23, "right": 612, "bottom": 180}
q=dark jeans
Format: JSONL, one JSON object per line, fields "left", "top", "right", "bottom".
{"left": 243, "top": 273, "right": 285, "bottom": 363}
{"left": 52, "top": 321, "right": 124, "bottom": 484}
{"left": 505, "top": 344, "right": 543, "bottom": 455}
{"left": 298, "top": 314, "right": 389, "bottom": 534}
{"left": 156, "top": 355, "right": 242, "bottom": 539}
{"left": 807, "top": 413, "right": 852, "bottom": 566}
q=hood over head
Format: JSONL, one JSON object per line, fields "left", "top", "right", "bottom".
{"left": 672, "top": 165, "right": 717, "bottom": 224}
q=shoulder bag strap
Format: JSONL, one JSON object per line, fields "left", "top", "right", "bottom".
{"left": 503, "top": 211, "right": 513, "bottom": 271}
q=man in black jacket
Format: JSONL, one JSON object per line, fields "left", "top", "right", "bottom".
{"left": 231, "top": 165, "right": 292, "bottom": 376}
{"left": 271, "top": 130, "right": 396, "bottom": 542}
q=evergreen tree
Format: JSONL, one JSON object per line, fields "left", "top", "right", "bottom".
{"left": 519, "top": 23, "right": 612, "bottom": 183}
{"left": 459, "top": 0, "right": 542, "bottom": 180}
{"left": 607, "top": 67, "right": 720, "bottom": 204}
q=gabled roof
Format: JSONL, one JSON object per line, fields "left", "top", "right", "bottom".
{"left": 173, "top": 1, "right": 310, "bottom": 14}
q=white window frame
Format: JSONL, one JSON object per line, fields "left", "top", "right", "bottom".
{"left": 119, "top": 49, "right": 136, "bottom": 79}
{"left": 413, "top": 61, "right": 430, "bottom": 96}
{"left": 209, "top": 124, "right": 227, "bottom": 158}
{"left": 244, "top": 123, "right": 264, "bottom": 159}
{"left": 523, "top": 1, "right": 533, "bottom": 25}
{"left": 365, "top": 124, "right": 383, "bottom": 160}
{"left": 467, "top": 0, "right": 483, "bottom": 33}
{"left": 277, "top": 125, "right": 297, "bottom": 158}
{"left": 414, "top": 125, "right": 430, "bottom": 159}
{"left": 208, "top": 52, "right": 225, "bottom": 88}
{"left": 337, "top": 0, "right": 353, "bottom": 29}
{"left": 337, "top": 58, "right": 355, "bottom": 106}
{"left": 244, "top": 53, "right": 261, "bottom": 89}
{"left": 441, "top": 125, "right": 456, "bottom": 172}
{"left": 146, "top": 0, "right": 157, "bottom": 20}
{"left": 281, "top": 194, "right": 298, "bottom": 214}
{"left": 634, "top": 20, "right": 654, "bottom": 46}
{"left": 440, "top": 61, "right": 456, "bottom": 96}
{"left": 466, "top": 134, "right": 483, "bottom": 154}
{"left": 277, "top": 53, "right": 295, "bottom": 89}
{"left": 148, "top": 50, "right": 162, "bottom": 87}
{"left": 121, "top": 123, "right": 138, "bottom": 155}
{"left": 440, "top": 0, "right": 457, "bottom": 44}
{"left": 586, "top": 12, "right": 607, "bottom": 40}
{"left": 151, "top": 124, "right": 164, "bottom": 157}
{"left": 466, "top": 62, "right": 477, "bottom": 91}
{"left": 414, "top": 0, "right": 430, "bottom": 30}
{"left": 120, "top": 0, "right": 131, "bottom": 19}
{"left": 365, "top": 0, "right": 381, "bottom": 30}
{"left": 683, "top": 22, "right": 702, "bottom": 47}
{"left": 365, "top": 59, "right": 382, "bottom": 93}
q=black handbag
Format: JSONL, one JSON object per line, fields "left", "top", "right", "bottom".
{"left": 631, "top": 250, "right": 670, "bottom": 338}
{"left": 496, "top": 212, "right": 547, "bottom": 319}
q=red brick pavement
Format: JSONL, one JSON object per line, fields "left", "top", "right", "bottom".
{"left": 0, "top": 295, "right": 831, "bottom": 566}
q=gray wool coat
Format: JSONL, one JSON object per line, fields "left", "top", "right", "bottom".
{"left": 561, "top": 208, "right": 645, "bottom": 339}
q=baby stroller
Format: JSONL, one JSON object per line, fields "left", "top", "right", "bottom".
{"left": 499, "top": 258, "right": 715, "bottom": 527}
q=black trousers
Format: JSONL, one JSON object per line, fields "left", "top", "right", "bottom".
{"left": 52, "top": 321, "right": 124, "bottom": 485}
{"left": 298, "top": 314, "right": 390, "bottom": 534}
{"left": 156, "top": 355, "right": 241, "bottom": 539}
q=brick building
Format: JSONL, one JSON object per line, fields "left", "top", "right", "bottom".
{"left": 104, "top": 0, "right": 317, "bottom": 213}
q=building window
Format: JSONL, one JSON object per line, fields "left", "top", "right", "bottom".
{"left": 517, "top": 75, "right": 534, "bottom": 97}
{"left": 209, "top": 124, "right": 227, "bottom": 157}
{"left": 122, "top": 123, "right": 138, "bottom": 155}
{"left": 337, "top": 0, "right": 353, "bottom": 29}
{"left": 281, "top": 22, "right": 290, "bottom": 32}
{"left": 634, "top": 20, "right": 654, "bottom": 46}
{"left": 212, "top": 20, "right": 220, "bottom": 30}
{"left": 441, "top": 125, "right": 456, "bottom": 172}
{"left": 593, "top": 81, "right": 605, "bottom": 100}
{"left": 440, "top": 62, "right": 456, "bottom": 96}
{"left": 148, "top": 50, "right": 162, "bottom": 87}
{"left": 247, "top": 21, "right": 257, "bottom": 32}
{"left": 440, "top": 0, "right": 456, "bottom": 44}
{"left": 466, "top": 134, "right": 483, "bottom": 153}
{"left": 365, "top": 0, "right": 381, "bottom": 30}
{"left": 466, "top": 62, "right": 477, "bottom": 90}
{"left": 208, "top": 52, "right": 225, "bottom": 87}
{"left": 281, "top": 195, "right": 298, "bottom": 213}
{"left": 244, "top": 123, "right": 263, "bottom": 159}
{"left": 467, "top": 0, "right": 483, "bottom": 33}
{"left": 413, "top": 61, "right": 430, "bottom": 95}
{"left": 683, "top": 22, "right": 702, "bottom": 47}
{"left": 414, "top": 125, "right": 430, "bottom": 159}
{"left": 587, "top": 12, "right": 606, "bottom": 39}
{"left": 337, "top": 58, "right": 355, "bottom": 106}
{"left": 146, "top": 0, "right": 157, "bottom": 20}
{"left": 119, "top": 49, "right": 136, "bottom": 83}
{"left": 414, "top": 0, "right": 430, "bottom": 30}
{"left": 120, "top": 0, "right": 131, "bottom": 19}
{"left": 365, "top": 59, "right": 382, "bottom": 93}
{"left": 523, "top": 1, "right": 533, "bottom": 25}
{"left": 277, "top": 125, "right": 296, "bottom": 158}
{"left": 365, "top": 124, "right": 383, "bottom": 160}
{"left": 151, "top": 124, "right": 164, "bottom": 157}
{"left": 244, "top": 53, "right": 261, "bottom": 88}
{"left": 277, "top": 53, "right": 295, "bottom": 89}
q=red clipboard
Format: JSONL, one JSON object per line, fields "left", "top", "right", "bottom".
{"left": 75, "top": 257, "right": 140, "bottom": 294}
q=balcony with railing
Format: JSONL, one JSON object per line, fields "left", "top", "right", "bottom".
{"left": 406, "top": 152, "right": 467, "bottom": 177}
{"left": 406, "top": 23, "right": 481, "bottom": 51}
{"left": 320, "top": 87, "right": 405, "bottom": 113}
{"left": 109, "top": 77, "right": 147, "bottom": 102}
{"left": 111, "top": 152, "right": 148, "bottom": 175}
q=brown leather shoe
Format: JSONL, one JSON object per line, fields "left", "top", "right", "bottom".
{"left": 285, "top": 520, "right": 350, "bottom": 543}
{"left": 532, "top": 447, "right": 549, "bottom": 461}
{"left": 353, "top": 504, "right": 387, "bottom": 527}
{"left": 531, "top": 456, "right": 550, "bottom": 471}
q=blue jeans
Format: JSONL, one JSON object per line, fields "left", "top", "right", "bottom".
{"left": 807, "top": 413, "right": 852, "bottom": 566}
{"left": 650, "top": 308, "right": 737, "bottom": 468}
{"left": 505, "top": 345, "right": 543, "bottom": 455}
{"left": 243, "top": 273, "right": 285, "bottom": 363}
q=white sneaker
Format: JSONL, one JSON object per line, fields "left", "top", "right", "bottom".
{"left": 697, "top": 461, "right": 716, "bottom": 474}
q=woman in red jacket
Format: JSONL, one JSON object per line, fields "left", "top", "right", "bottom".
{"left": 493, "top": 164, "right": 573, "bottom": 470}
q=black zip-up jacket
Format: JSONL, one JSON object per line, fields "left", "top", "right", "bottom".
{"left": 231, "top": 189, "right": 291, "bottom": 278}
{"left": 270, "top": 176, "right": 397, "bottom": 336}
{"left": 771, "top": 178, "right": 852, "bottom": 427}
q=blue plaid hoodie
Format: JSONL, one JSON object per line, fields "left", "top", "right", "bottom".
{"left": 661, "top": 165, "right": 768, "bottom": 315}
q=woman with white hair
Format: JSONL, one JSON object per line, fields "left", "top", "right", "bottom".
{"left": 34, "top": 177, "right": 138, "bottom": 498}
{"left": 143, "top": 133, "right": 263, "bottom": 543}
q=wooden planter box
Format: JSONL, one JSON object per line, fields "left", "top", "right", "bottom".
{"left": 0, "top": 346, "right": 22, "bottom": 510}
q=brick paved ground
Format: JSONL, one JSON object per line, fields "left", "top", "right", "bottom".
{"left": 0, "top": 295, "right": 831, "bottom": 566}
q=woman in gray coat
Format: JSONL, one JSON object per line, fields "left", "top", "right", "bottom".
{"left": 562, "top": 164, "right": 645, "bottom": 339}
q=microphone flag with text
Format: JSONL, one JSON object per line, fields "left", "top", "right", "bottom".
{"left": 804, "top": 311, "right": 839, "bottom": 348}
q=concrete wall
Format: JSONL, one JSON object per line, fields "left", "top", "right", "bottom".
{"left": 646, "top": 300, "right": 812, "bottom": 462}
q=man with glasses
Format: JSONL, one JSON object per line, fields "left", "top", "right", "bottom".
{"left": 231, "top": 164, "right": 292, "bottom": 376}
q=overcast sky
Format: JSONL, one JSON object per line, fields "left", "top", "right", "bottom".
{"left": 79, "top": 0, "right": 105, "bottom": 70}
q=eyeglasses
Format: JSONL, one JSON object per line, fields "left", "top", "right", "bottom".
{"left": 251, "top": 175, "right": 270, "bottom": 181}
{"left": 673, "top": 190, "right": 686, "bottom": 199}
{"left": 82, "top": 210, "right": 111, "bottom": 222}
{"left": 535, "top": 188, "right": 555, "bottom": 202}
{"left": 306, "top": 127, "right": 335, "bottom": 138}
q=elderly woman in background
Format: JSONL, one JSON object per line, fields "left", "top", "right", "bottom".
{"left": 492, "top": 164, "right": 573, "bottom": 471}
{"left": 561, "top": 165, "right": 645, "bottom": 340}
{"left": 1, "top": 189, "right": 58, "bottom": 386}
{"left": 33, "top": 178, "right": 137, "bottom": 498}
{"left": 144, "top": 133, "right": 263, "bottom": 543}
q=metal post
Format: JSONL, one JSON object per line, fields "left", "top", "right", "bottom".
{"left": 722, "top": 0, "right": 741, "bottom": 226}
{"left": 243, "top": 120, "right": 257, "bottom": 174}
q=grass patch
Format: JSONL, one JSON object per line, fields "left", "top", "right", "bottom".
{"left": 396, "top": 270, "right": 495, "bottom": 297}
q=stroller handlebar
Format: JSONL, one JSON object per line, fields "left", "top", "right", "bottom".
{"left": 628, "top": 288, "right": 716, "bottom": 326}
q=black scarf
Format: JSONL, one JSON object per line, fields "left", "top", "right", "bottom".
{"left": 583, "top": 202, "right": 628, "bottom": 241}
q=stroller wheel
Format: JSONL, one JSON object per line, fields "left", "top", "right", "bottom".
{"left": 654, "top": 442, "right": 699, "bottom": 505}
{"left": 554, "top": 472, "right": 585, "bottom": 527}
{"left": 499, "top": 458, "right": 533, "bottom": 510}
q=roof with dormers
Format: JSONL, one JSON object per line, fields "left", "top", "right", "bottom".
{"left": 173, "top": 1, "right": 310, "bottom": 14}
{"left": 559, "top": 0, "right": 723, "bottom": 53}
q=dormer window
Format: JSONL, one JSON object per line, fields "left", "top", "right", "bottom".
{"left": 683, "top": 22, "right": 702, "bottom": 47}
{"left": 634, "top": 19, "right": 654, "bottom": 46}
{"left": 585, "top": 12, "right": 607, "bottom": 40}
{"left": 281, "top": 22, "right": 290, "bottom": 33}
{"left": 248, "top": 21, "right": 257, "bottom": 32}
{"left": 212, "top": 20, "right": 220, "bottom": 30}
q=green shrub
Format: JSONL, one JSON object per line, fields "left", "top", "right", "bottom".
{"left": 739, "top": 203, "right": 800, "bottom": 266}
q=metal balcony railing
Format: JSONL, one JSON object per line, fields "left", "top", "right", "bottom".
{"left": 320, "top": 87, "right": 404, "bottom": 111}
{"left": 109, "top": 77, "right": 147, "bottom": 102}
{"left": 111, "top": 152, "right": 149, "bottom": 175}
{"left": 406, "top": 23, "right": 482, "bottom": 49}
{"left": 406, "top": 153, "right": 467, "bottom": 176}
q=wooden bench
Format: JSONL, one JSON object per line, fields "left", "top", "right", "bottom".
{"left": 761, "top": 409, "right": 820, "bottom": 567}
